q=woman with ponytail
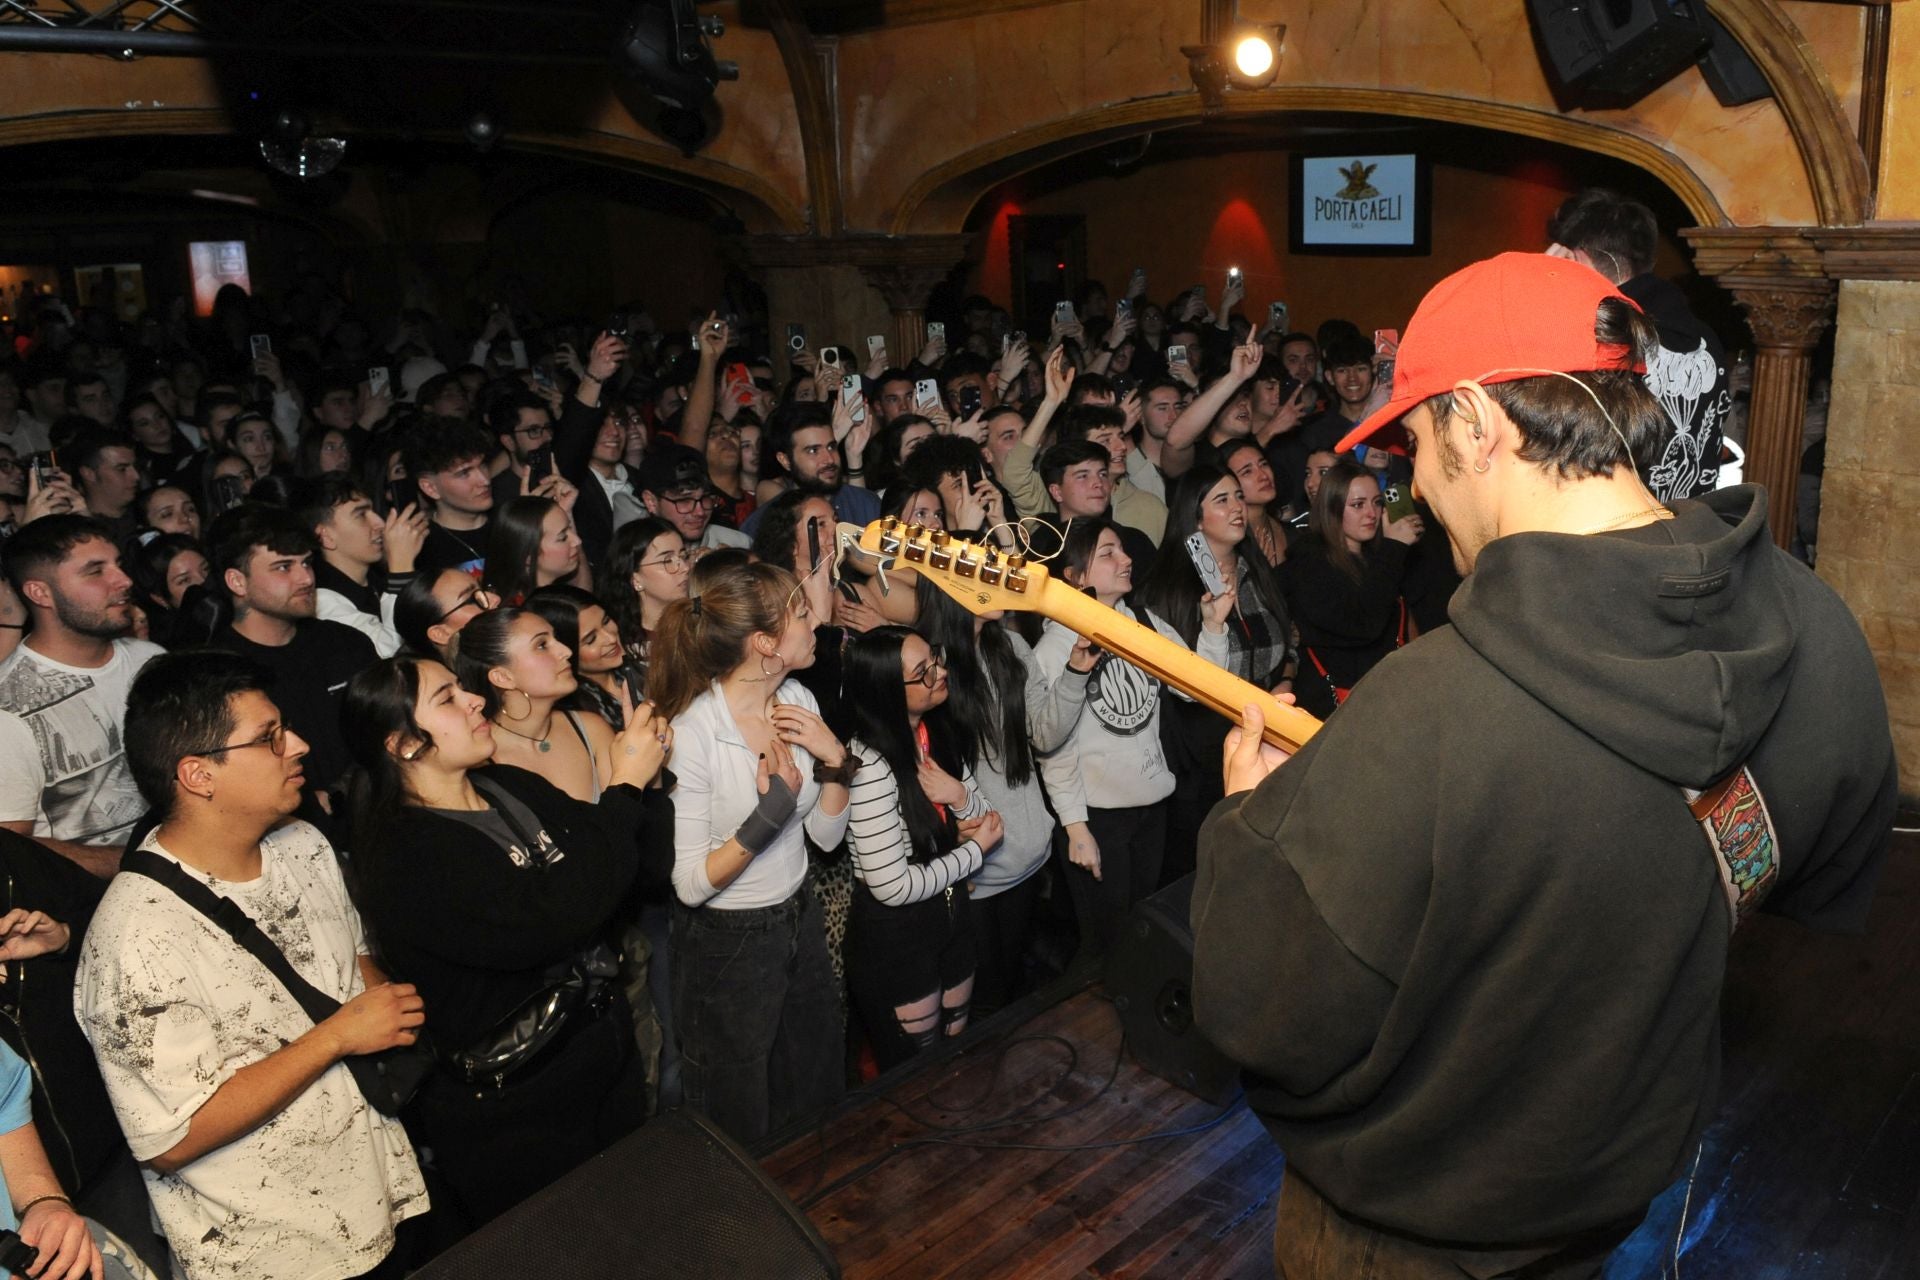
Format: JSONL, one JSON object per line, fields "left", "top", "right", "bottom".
{"left": 652, "top": 562, "right": 853, "bottom": 1144}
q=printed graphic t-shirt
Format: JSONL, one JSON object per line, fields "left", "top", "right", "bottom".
{"left": 0, "top": 639, "right": 164, "bottom": 845}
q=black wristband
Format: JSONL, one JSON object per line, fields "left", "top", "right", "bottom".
{"left": 813, "top": 758, "right": 855, "bottom": 787}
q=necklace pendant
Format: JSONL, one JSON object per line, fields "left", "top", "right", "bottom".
{"left": 537, "top": 738, "right": 551, "bottom": 753}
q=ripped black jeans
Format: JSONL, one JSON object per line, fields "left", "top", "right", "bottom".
{"left": 846, "top": 882, "right": 976, "bottom": 1073}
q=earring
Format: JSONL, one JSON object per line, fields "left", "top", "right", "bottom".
{"left": 1473, "top": 458, "right": 1491, "bottom": 474}
{"left": 502, "top": 687, "right": 533, "bottom": 719}
{"left": 760, "top": 655, "right": 785, "bottom": 679}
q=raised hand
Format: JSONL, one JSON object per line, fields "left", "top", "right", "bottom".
{"left": 1043, "top": 344, "right": 1076, "bottom": 405}
{"left": 773, "top": 702, "right": 846, "bottom": 770}
{"left": 916, "top": 753, "right": 969, "bottom": 809}
{"left": 381, "top": 503, "right": 429, "bottom": 574}
{"left": 611, "top": 697, "right": 672, "bottom": 789}
{"left": 1199, "top": 585, "right": 1238, "bottom": 634}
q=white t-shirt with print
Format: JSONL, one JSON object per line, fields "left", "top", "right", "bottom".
{"left": 0, "top": 638, "right": 163, "bottom": 845}
{"left": 75, "top": 821, "right": 428, "bottom": 1280}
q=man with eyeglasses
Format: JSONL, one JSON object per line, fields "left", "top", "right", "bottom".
{"left": 637, "top": 446, "right": 750, "bottom": 556}
{"left": 78, "top": 651, "right": 429, "bottom": 1280}
{"left": 0, "top": 515, "right": 163, "bottom": 878}
{"left": 486, "top": 389, "right": 558, "bottom": 512}
{"left": 203, "top": 506, "right": 378, "bottom": 831}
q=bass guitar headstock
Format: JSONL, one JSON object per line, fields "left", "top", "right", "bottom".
{"left": 840, "top": 517, "right": 1053, "bottom": 615}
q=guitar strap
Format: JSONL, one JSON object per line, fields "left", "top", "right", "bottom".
{"left": 1683, "top": 766, "right": 1780, "bottom": 928}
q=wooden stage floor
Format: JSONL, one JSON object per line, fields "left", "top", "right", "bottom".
{"left": 762, "top": 836, "right": 1920, "bottom": 1279}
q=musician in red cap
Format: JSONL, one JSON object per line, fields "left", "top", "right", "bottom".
{"left": 1190, "top": 253, "right": 1895, "bottom": 1277}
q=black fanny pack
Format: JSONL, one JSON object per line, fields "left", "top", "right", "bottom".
{"left": 445, "top": 776, "right": 622, "bottom": 1089}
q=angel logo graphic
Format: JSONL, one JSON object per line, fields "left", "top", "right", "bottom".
{"left": 1336, "top": 162, "right": 1380, "bottom": 201}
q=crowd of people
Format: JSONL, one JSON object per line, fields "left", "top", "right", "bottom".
{"left": 0, "top": 187, "right": 1737, "bottom": 1279}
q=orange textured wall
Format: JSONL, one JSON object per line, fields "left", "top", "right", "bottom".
{"left": 837, "top": 0, "right": 1820, "bottom": 232}
{"left": 968, "top": 152, "right": 1694, "bottom": 336}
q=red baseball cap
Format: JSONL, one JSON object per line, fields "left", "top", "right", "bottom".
{"left": 1337, "top": 252, "right": 1643, "bottom": 454}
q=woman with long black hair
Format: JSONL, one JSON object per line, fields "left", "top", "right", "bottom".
{"left": 526, "top": 584, "right": 646, "bottom": 732}
{"left": 840, "top": 626, "right": 1002, "bottom": 1069}
{"left": 341, "top": 654, "right": 673, "bottom": 1229}
{"left": 1279, "top": 458, "right": 1424, "bottom": 718}
{"left": 1136, "top": 462, "right": 1294, "bottom": 882}
{"left": 482, "top": 494, "right": 585, "bottom": 605}
{"left": 915, "top": 581, "right": 1070, "bottom": 1014}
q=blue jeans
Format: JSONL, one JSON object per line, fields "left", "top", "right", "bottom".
{"left": 671, "top": 887, "right": 844, "bottom": 1147}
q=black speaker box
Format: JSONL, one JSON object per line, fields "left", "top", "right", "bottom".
{"left": 1528, "top": 0, "right": 1711, "bottom": 107}
{"left": 413, "top": 1109, "right": 840, "bottom": 1279}
{"left": 1696, "top": 10, "right": 1772, "bottom": 107}
{"left": 1105, "top": 874, "right": 1241, "bottom": 1107}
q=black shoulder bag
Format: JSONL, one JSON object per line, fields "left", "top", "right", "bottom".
{"left": 448, "top": 776, "right": 620, "bottom": 1090}
{"left": 120, "top": 848, "right": 433, "bottom": 1116}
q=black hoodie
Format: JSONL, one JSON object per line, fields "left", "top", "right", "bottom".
{"left": 1191, "top": 485, "right": 1895, "bottom": 1243}
{"left": 1620, "top": 272, "right": 1732, "bottom": 503}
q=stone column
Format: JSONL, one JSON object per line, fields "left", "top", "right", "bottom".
{"left": 1725, "top": 279, "right": 1835, "bottom": 548}
{"left": 1683, "top": 229, "right": 1833, "bottom": 551}
{"left": 733, "top": 233, "right": 973, "bottom": 381}
{"left": 860, "top": 260, "right": 957, "bottom": 371}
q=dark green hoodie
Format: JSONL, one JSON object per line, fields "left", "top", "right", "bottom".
{"left": 1192, "top": 485, "right": 1895, "bottom": 1242}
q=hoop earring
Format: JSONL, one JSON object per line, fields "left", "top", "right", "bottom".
{"left": 501, "top": 687, "right": 533, "bottom": 720}
{"left": 760, "top": 655, "right": 785, "bottom": 679}
{"left": 1473, "top": 459, "right": 1491, "bottom": 474}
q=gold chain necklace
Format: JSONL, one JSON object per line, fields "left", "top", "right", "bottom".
{"left": 1574, "top": 507, "right": 1676, "bottom": 536}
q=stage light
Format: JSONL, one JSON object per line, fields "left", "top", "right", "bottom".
{"left": 1234, "top": 34, "right": 1274, "bottom": 80}
{"left": 464, "top": 108, "right": 502, "bottom": 153}
{"left": 1228, "top": 25, "right": 1284, "bottom": 89}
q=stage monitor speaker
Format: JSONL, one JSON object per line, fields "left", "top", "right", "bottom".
{"left": 413, "top": 1109, "right": 840, "bottom": 1280}
{"left": 1528, "top": 0, "right": 1711, "bottom": 107}
{"left": 1105, "top": 874, "right": 1241, "bottom": 1107}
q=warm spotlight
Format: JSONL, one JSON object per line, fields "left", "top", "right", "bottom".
{"left": 1234, "top": 34, "right": 1274, "bottom": 80}
{"left": 1228, "top": 25, "right": 1284, "bottom": 88}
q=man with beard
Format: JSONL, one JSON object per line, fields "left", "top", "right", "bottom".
{"left": 0, "top": 515, "right": 164, "bottom": 875}
{"left": 204, "top": 505, "right": 377, "bottom": 825}
{"left": 742, "top": 403, "right": 882, "bottom": 537}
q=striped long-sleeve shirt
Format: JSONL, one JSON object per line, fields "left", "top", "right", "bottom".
{"left": 845, "top": 743, "right": 991, "bottom": 906}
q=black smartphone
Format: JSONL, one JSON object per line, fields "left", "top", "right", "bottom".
{"left": 29, "top": 451, "right": 57, "bottom": 491}
{"left": 386, "top": 477, "right": 420, "bottom": 515}
{"left": 964, "top": 459, "right": 985, "bottom": 492}
{"left": 213, "top": 474, "right": 249, "bottom": 513}
{"left": 526, "top": 444, "right": 554, "bottom": 480}
{"left": 607, "top": 312, "right": 631, "bottom": 341}
{"left": 958, "top": 384, "right": 983, "bottom": 418}
{"left": 837, "top": 580, "right": 861, "bottom": 604}
{"left": 806, "top": 516, "right": 822, "bottom": 573}
{"left": 786, "top": 323, "right": 807, "bottom": 355}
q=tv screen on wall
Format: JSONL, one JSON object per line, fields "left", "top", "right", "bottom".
{"left": 1289, "top": 153, "right": 1431, "bottom": 256}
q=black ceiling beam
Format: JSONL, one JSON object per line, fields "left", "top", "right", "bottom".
{"left": 0, "top": 24, "right": 610, "bottom": 62}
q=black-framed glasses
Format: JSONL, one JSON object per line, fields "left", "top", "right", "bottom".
{"left": 904, "top": 646, "right": 948, "bottom": 688}
{"left": 188, "top": 724, "right": 289, "bottom": 758}
{"left": 437, "top": 586, "right": 498, "bottom": 621}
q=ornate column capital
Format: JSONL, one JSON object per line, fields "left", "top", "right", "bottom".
{"left": 1725, "top": 279, "right": 1836, "bottom": 351}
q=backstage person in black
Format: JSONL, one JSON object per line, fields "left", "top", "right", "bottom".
{"left": 341, "top": 654, "right": 675, "bottom": 1230}
{"left": 1193, "top": 253, "right": 1896, "bottom": 1279}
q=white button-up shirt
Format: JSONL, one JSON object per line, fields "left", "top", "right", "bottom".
{"left": 669, "top": 679, "right": 850, "bottom": 910}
